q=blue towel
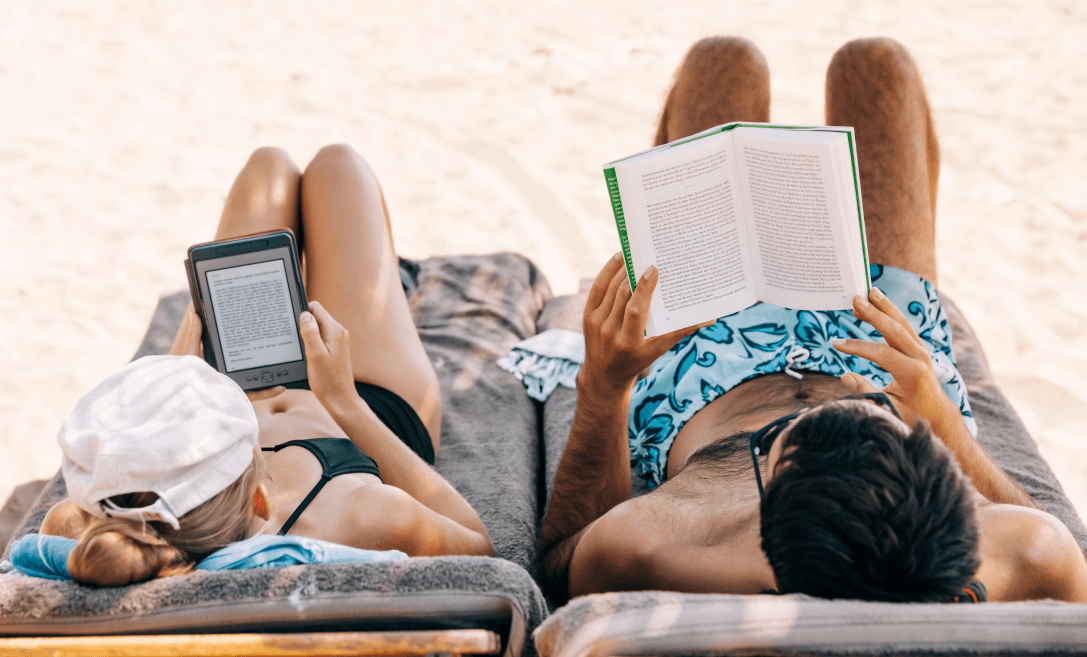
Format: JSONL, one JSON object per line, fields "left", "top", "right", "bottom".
{"left": 497, "top": 328, "right": 585, "bottom": 402}
{"left": 7, "top": 534, "right": 76, "bottom": 580}
{"left": 8, "top": 533, "right": 406, "bottom": 581}
{"left": 196, "top": 534, "right": 405, "bottom": 571}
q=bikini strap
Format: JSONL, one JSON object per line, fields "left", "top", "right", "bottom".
{"left": 276, "top": 473, "right": 331, "bottom": 536}
{"left": 260, "top": 440, "right": 335, "bottom": 536}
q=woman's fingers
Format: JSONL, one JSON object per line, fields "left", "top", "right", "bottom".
{"left": 246, "top": 386, "right": 285, "bottom": 402}
{"left": 585, "top": 253, "right": 625, "bottom": 313}
{"left": 170, "top": 305, "right": 204, "bottom": 357}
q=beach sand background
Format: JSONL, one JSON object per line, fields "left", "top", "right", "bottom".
{"left": 1, "top": 1, "right": 1085, "bottom": 519}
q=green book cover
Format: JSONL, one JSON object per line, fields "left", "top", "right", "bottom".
{"left": 603, "top": 167, "right": 637, "bottom": 291}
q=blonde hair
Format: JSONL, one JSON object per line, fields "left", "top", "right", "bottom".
{"left": 68, "top": 450, "right": 267, "bottom": 587}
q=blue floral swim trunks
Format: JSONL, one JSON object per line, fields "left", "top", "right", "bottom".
{"left": 627, "top": 264, "right": 975, "bottom": 489}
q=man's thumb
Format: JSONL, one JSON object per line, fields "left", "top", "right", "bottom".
{"left": 841, "top": 372, "right": 878, "bottom": 394}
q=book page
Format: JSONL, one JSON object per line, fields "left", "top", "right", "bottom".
{"left": 733, "top": 129, "right": 861, "bottom": 310}
{"left": 617, "top": 137, "right": 757, "bottom": 335}
{"left": 206, "top": 259, "right": 303, "bottom": 372}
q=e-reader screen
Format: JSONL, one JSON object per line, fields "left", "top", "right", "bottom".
{"left": 204, "top": 258, "right": 304, "bottom": 373}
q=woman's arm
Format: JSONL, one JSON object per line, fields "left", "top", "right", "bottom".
{"left": 300, "top": 301, "right": 492, "bottom": 556}
{"left": 834, "top": 288, "right": 1037, "bottom": 508}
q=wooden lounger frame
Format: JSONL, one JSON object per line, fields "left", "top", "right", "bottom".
{"left": 0, "top": 628, "right": 501, "bottom": 657}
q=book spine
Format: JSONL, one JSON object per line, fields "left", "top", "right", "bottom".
{"left": 844, "top": 130, "right": 872, "bottom": 291}
{"left": 603, "top": 167, "right": 637, "bottom": 291}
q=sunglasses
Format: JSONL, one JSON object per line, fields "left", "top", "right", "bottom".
{"left": 749, "top": 392, "right": 904, "bottom": 498}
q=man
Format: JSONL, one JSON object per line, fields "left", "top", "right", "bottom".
{"left": 539, "top": 37, "right": 1087, "bottom": 603}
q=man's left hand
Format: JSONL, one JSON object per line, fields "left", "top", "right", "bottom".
{"left": 833, "top": 287, "right": 959, "bottom": 432}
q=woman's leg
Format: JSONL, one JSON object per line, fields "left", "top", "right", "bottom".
{"left": 172, "top": 147, "right": 302, "bottom": 347}
{"left": 653, "top": 36, "right": 771, "bottom": 146}
{"left": 825, "top": 38, "right": 940, "bottom": 284}
{"left": 213, "top": 147, "right": 302, "bottom": 241}
{"left": 299, "top": 144, "right": 442, "bottom": 448}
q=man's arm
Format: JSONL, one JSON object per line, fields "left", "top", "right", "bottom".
{"left": 975, "top": 501, "right": 1087, "bottom": 602}
{"left": 835, "top": 288, "right": 1037, "bottom": 508}
{"left": 538, "top": 254, "right": 706, "bottom": 601}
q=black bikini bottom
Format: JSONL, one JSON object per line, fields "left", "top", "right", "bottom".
{"left": 283, "top": 379, "right": 435, "bottom": 465}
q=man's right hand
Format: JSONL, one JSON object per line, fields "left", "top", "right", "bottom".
{"left": 580, "top": 253, "right": 709, "bottom": 394}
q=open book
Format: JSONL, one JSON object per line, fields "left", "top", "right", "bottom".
{"left": 604, "top": 122, "right": 871, "bottom": 337}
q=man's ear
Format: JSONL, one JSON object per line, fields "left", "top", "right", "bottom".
{"left": 253, "top": 484, "right": 272, "bottom": 520}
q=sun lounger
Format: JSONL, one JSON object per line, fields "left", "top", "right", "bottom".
{"left": 535, "top": 290, "right": 1087, "bottom": 656}
{"left": 0, "top": 253, "right": 551, "bottom": 657}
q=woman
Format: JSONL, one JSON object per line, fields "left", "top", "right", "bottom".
{"left": 41, "top": 145, "right": 493, "bottom": 585}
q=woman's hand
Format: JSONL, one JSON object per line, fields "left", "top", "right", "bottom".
{"left": 579, "top": 254, "right": 709, "bottom": 395}
{"left": 170, "top": 303, "right": 285, "bottom": 401}
{"left": 169, "top": 303, "right": 205, "bottom": 358}
{"left": 299, "top": 301, "right": 359, "bottom": 413}
{"left": 832, "top": 287, "right": 961, "bottom": 433}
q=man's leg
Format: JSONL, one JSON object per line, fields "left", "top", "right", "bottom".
{"left": 826, "top": 38, "right": 940, "bottom": 284}
{"left": 299, "top": 145, "right": 442, "bottom": 447}
{"left": 653, "top": 36, "right": 770, "bottom": 146}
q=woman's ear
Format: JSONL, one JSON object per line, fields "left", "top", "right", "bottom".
{"left": 253, "top": 484, "right": 272, "bottom": 521}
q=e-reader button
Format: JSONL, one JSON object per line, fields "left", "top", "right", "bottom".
{"left": 260, "top": 371, "right": 274, "bottom": 383}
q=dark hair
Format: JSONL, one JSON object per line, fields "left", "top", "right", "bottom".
{"left": 759, "top": 405, "right": 979, "bottom": 601}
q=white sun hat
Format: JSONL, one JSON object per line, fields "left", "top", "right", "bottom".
{"left": 58, "top": 355, "right": 258, "bottom": 530}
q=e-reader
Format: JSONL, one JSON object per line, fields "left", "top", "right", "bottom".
{"left": 184, "top": 230, "right": 308, "bottom": 391}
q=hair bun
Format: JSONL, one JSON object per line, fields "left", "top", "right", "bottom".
{"left": 68, "top": 518, "right": 193, "bottom": 587}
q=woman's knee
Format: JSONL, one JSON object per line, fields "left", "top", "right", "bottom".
{"left": 244, "top": 146, "right": 301, "bottom": 182}
{"left": 305, "top": 144, "right": 376, "bottom": 182}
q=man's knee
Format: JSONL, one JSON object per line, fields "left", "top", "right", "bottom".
{"left": 678, "top": 36, "right": 768, "bottom": 83}
{"left": 827, "top": 37, "right": 919, "bottom": 91}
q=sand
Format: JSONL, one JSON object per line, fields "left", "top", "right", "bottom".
{"left": 1, "top": 1, "right": 1085, "bottom": 519}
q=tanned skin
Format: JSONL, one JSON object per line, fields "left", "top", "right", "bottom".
{"left": 42, "top": 145, "right": 493, "bottom": 558}
{"left": 539, "top": 37, "right": 1087, "bottom": 603}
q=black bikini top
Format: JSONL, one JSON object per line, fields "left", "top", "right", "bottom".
{"left": 261, "top": 438, "right": 381, "bottom": 535}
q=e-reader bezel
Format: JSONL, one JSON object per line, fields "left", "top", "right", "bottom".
{"left": 185, "top": 230, "right": 309, "bottom": 391}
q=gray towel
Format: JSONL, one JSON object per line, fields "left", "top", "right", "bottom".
{"left": 534, "top": 290, "right": 1087, "bottom": 657}
{"left": 0, "top": 253, "right": 552, "bottom": 657}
